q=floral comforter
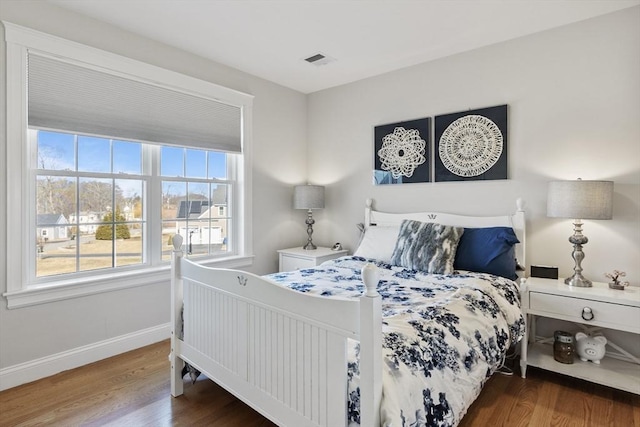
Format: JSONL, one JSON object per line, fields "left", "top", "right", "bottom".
{"left": 266, "top": 256, "right": 525, "bottom": 427}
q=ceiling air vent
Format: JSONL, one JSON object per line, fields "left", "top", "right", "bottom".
{"left": 304, "top": 53, "right": 335, "bottom": 67}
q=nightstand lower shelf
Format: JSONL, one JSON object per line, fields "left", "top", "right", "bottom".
{"left": 525, "top": 343, "right": 640, "bottom": 395}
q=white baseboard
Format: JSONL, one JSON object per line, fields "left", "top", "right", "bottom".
{"left": 0, "top": 323, "right": 170, "bottom": 391}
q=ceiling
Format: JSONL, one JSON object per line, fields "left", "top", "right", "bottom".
{"left": 49, "top": 0, "right": 640, "bottom": 94}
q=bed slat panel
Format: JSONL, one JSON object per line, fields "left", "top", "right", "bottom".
{"left": 179, "top": 262, "right": 363, "bottom": 426}
{"left": 184, "top": 279, "right": 246, "bottom": 378}
{"left": 243, "top": 302, "right": 334, "bottom": 425}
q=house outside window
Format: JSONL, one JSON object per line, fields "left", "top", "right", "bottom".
{"left": 4, "top": 23, "right": 253, "bottom": 308}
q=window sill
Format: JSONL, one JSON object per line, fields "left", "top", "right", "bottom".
{"left": 3, "top": 255, "right": 254, "bottom": 309}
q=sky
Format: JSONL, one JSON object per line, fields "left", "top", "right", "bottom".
{"left": 37, "top": 130, "right": 227, "bottom": 198}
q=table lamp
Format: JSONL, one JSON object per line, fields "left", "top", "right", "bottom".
{"left": 547, "top": 179, "right": 613, "bottom": 287}
{"left": 293, "top": 184, "right": 325, "bottom": 250}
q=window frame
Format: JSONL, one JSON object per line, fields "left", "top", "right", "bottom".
{"left": 3, "top": 22, "right": 254, "bottom": 308}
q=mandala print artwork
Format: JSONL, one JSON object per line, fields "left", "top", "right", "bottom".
{"left": 435, "top": 105, "right": 508, "bottom": 182}
{"left": 378, "top": 127, "right": 426, "bottom": 179}
{"left": 374, "top": 118, "right": 430, "bottom": 185}
{"left": 439, "top": 115, "right": 502, "bottom": 177}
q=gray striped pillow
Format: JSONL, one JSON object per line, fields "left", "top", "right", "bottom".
{"left": 390, "top": 220, "right": 464, "bottom": 274}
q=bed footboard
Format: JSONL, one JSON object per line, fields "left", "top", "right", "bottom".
{"left": 170, "top": 237, "right": 382, "bottom": 427}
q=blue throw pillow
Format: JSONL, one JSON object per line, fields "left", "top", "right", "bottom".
{"left": 454, "top": 227, "right": 519, "bottom": 280}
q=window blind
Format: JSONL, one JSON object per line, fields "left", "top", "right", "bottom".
{"left": 28, "top": 53, "right": 243, "bottom": 152}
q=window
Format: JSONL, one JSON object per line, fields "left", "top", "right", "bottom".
{"left": 4, "top": 23, "right": 253, "bottom": 308}
{"left": 34, "top": 130, "right": 235, "bottom": 279}
{"left": 159, "top": 147, "right": 233, "bottom": 260}
{"left": 35, "top": 131, "right": 145, "bottom": 277}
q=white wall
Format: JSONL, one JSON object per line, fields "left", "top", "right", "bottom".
{"left": 308, "top": 7, "right": 640, "bottom": 288}
{"left": 0, "top": 0, "right": 307, "bottom": 382}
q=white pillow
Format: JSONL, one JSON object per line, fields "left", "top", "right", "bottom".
{"left": 353, "top": 226, "right": 400, "bottom": 263}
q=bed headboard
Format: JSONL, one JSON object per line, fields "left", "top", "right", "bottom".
{"left": 364, "top": 198, "right": 527, "bottom": 273}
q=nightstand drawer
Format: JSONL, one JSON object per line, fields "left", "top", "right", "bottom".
{"left": 277, "top": 247, "right": 348, "bottom": 273}
{"left": 280, "top": 255, "right": 315, "bottom": 272}
{"left": 530, "top": 292, "right": 640, "bottom": 333}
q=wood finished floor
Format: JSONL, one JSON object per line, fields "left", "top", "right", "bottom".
{"left": 0, "top": 340, "right": 638, "bottom": 426}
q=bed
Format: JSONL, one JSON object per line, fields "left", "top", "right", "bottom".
{"left": 170, "top": 199, "right": 526, "bottom": 427}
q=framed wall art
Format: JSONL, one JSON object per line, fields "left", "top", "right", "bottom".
{"left": 434, "top": 105, "right": 507, "bottom": 182}
{"left": 373, "top": 118, "right": 430, "bottom": 185}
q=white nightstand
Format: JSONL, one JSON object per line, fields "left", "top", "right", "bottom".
{"left": 277, "top": 246, "right": 348, "bottom": 272}
{"left": 520, "top": 277, "right": 640, "bottom": 394}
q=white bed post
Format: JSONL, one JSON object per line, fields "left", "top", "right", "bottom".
{"left": 364, "top": 198, "right": 373, "bottom": 228}
{"left": 514, "top": 198, "right": 526, "bottom": 274}
{"left": 170, "top": 234, "right": 184, "bottom": 397}
{"left": 359, "top": 263, "right": 383, "bottom": 427}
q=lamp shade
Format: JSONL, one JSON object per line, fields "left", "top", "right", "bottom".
{"left": 547, "top": 180, "right": 613, "bottom": 220}
{"left": 293, "top": 185, "right": 325, "bottom": 210}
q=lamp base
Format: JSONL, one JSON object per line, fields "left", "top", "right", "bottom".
{"left": 564, "top": 274, "right": 592, "bottom": 287}
{"left": 302, "top": 209, "right": 317, "bottom": 250}
{"left": 565, "top": 220, "right": 592, "bottom": 287}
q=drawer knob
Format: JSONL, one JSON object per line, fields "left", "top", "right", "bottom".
{"left": 581, "top": 307, "right": 594, "bottom": 321}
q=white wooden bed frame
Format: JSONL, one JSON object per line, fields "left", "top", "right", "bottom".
{"left": 170, "top": 199, "right": 526, "bottom": 427}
